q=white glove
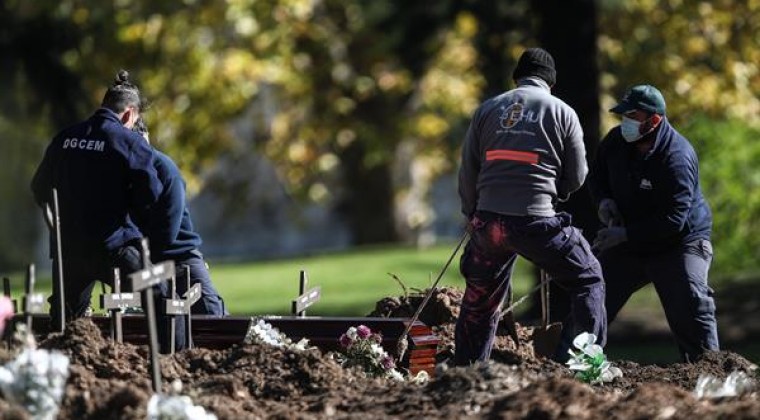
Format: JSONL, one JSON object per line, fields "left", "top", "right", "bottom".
{"left": 598, "top": 198, "right": 622, "bottom": 227}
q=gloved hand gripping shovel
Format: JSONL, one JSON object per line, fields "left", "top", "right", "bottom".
{"left": 396, "top": 231, "right": 469, "bottom": 361}
{"left": 531, "top": 269, "right": 563, "bottom": 358}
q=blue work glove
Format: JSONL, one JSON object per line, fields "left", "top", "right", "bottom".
{"left": 598, "top": 198, "right": 622, "bottom": 227}
{"left": 593, "top": 226, "right": 628, "bottom": 252}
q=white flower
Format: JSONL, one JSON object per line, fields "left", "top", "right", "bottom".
{"left": 245, "top": 318, "right": 310, "bottom": 351}
{"left": 292, "top": 338, "right": 311, "bottom": 352}
{"left": 0, "top": 347, "right": 70, "bottom": 420}
{"left": 572, "top": 332, "right": 597, "bottom": 351}
{"left": 566, "top": 332, "right": 622, "bottom": 385}
{"left": 388, "top": 369, "right": 405, "bottom": 381}
{"left": 346, "top": 327, "right": 358, "bottom": 340}
{"left": 369, "top": 344, "right": 386, "bottom": 357}
{"left": 583, "top": 344, "right": 604, "bottom": 358}
{"left": 566, "top": 359, "right": 592, "bottom": 371}
{"left": 147, "top": 394, "right": 218, "bottom": 420}
{"left": 411, "top": 370, "right": 430, "bottom": 385}
{"left": 601, "top": 366, "right": 623, "bottom": 382}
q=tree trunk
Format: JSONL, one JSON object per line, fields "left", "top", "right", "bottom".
{"left": 336, "top": 141, "right": 398, "bottom": 245}
{"left": 532, "top": 0, "right": 600, "bottom": 322}
{"left": 536, "top": 0, "right": 600, "bottom": 238}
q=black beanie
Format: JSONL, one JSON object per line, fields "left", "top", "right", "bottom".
{"left": 512, "top": 48, "right": 556, "bottom": 86}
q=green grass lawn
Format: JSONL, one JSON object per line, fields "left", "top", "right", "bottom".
{"left": 196, "top": 243, "right": 536, "bottom": 316}
{"left": 0, "top": 243, "right": 535, "bottom": 316}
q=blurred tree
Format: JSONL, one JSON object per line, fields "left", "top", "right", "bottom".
{"left": 683, "top": 116, "right": 760, "bottom": 275}
{"left": 598, "top": 0, "right": 760, "bottom": 130}
{"left": 537, "top": 0, "right": 600, "bottom": 238}
{"left": 523, "top": 0, "right": 600, "bottom": 322}
{"left": 257, "top": 1, "right": 483, "bottom": 244}
{"left": 0, "top": 0, "right": 90, "bottom": 269}
{"left": 0, "top": 0, "right": 487, "bottom": 271}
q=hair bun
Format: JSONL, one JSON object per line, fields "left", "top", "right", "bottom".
{"left": 115, "top": 70, "right": 130, "bottom": 85}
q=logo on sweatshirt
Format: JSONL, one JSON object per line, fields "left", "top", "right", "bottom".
{"left": 639, "top": 178, "right": 653, "bottom": 190}
{"left": 500, "top": 103, "right": 524, "bottom": 129}
{"left": 62, "top": 138, "right": 105, "bottom": 152}
{"left": 499, "top": 103, "right": 540, "bottom": 131}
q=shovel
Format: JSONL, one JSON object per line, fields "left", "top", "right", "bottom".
{"left": 531, "top": 269, "right": 562, "bottom": 358}
{"left": 499, "top": 276, "right": 520, "bottom": 348}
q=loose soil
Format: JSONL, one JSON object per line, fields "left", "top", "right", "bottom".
{"left": 0, "top": 286, "right": 757, "bottom": 419}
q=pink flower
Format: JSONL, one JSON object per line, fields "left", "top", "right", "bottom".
{"left": 356, "top": 325, "right": 372, "bottom": 339}
{"left": 339, "top": 333, "right": 353, "bottom": 348}
{"left": 0, "top": 296, "right": 14, "bottom": 335}
{"left": 381, "top": 355, "right": 396, "bottom": 370}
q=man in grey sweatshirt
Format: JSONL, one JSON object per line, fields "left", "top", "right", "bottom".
{"left": 455, "top": 48, "right": 607, "bottom": 365}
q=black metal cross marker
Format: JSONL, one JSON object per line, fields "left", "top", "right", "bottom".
{"left": 184, "top": 266, "right": 195, "bottom": 350}
{"left": 22, "top": 264, "right": 46, "bottom": 332}
{"left": 128, "top": 239, "right": 174, "bottom": 393}
{"left": 99, "top": 268, "right": 140, "bottom": 343}
{"left": 291, "top": 270, "right": 321, "bottom": 317}
{"left": 164, "top": 268, "right": 201, "bottom": 353}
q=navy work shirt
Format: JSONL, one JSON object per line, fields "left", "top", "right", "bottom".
{"left": 131, "top": 150, "right": 202, "bottom": 261}
{"left": 31, "top": 108, "right": 162, "bottom": 256}
{"left": 589, "top": 118, "right": 712, "bottom": 253}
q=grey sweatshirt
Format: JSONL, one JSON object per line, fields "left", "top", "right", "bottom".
{"left": 458, "top": 77, "right": 587, "bottom": 218}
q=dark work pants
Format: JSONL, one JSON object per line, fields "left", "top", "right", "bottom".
{"left": 174, "top": 252, "right": 227, "bottom": 316}
{"left": 50, "top": 241, "right": 186, "bottom": 353}
{"left": 599, "top": 238, "right": 719, "bottom": 362}
{"left": 454, "top": 211, "right": 607, "bottom": 366}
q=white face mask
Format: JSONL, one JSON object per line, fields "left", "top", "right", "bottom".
{"left": 620, "top": 116, "right": 643, "bottom": 143}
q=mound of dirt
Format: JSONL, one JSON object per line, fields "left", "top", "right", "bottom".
{"left": 0, "top": 287, "right": 757, "bottom": 419}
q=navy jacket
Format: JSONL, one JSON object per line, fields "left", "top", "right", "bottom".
{"left": 132, "top": 150, "right": 202, "bottom": 261}
{"left": 589, "top": 118, "right": 712, "bottom": 253}
{"left": 31, "top": 108, "right": 162, "bottom": 256}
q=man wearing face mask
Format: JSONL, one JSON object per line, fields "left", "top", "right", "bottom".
{"left": 31, "top": 70, "right": 165, "bottom": 342}
{"left": 589, "top": 84, "right": 718, "bottom": 362}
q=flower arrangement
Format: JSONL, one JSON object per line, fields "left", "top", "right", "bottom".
{"left": 244, "top": 318, "right": 310, "bottom": 351}
{"left": 566, "top": 332, "right": 622, "bottom": 385}
{"left": 0, "top": 325, "right": 70, "bottom": 420}
{"left": 337, "top": 325, "right": 403, "bottom": 380}
{"left": 147, "top": 380, "right": 217, "bottom": 420}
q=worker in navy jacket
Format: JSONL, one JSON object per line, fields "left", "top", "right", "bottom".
{"left": 589, "top": 84, "right": 718, "bottom": 362}
{"left": 31, "top": 70, "right": 182, "bottom": 353}
{"left": 132, "top": 118, "right": 227, "bottom": 316}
